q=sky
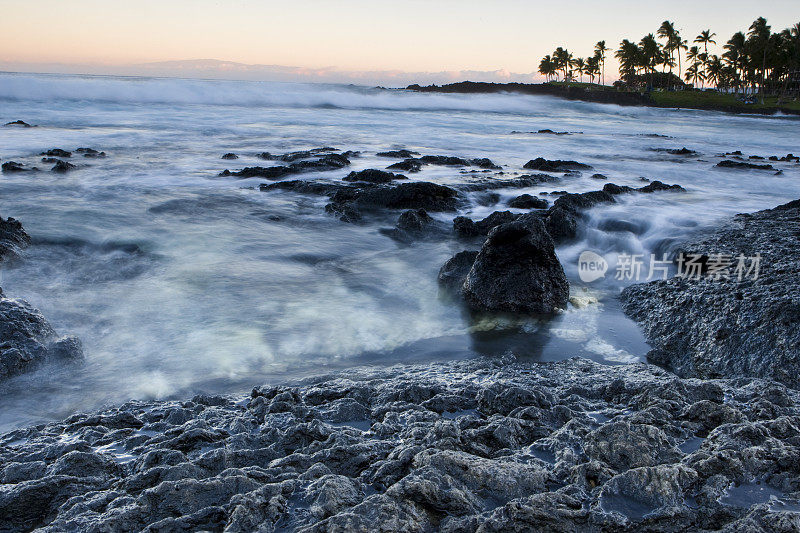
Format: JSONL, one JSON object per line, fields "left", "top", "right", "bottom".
{"left": 1, "top": 0, "right": 797, "bottom": 85}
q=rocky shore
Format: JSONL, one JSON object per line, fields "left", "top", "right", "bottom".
{"left": 3, "top": 355, "right": 800, "bottom": 532}
{"left": 2, "top": 131, "right": 800, "bottom": 531}
{"left": 621, "top": 199, "right": 800, "bottom": 388}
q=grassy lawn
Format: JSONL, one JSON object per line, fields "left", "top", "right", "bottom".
{"left": 649, "top": 90, "right": 800, "bottom": 113}
{"left": 544, "top": 82, "right": 800, "bottom": 113}
{"left": 545, "top": 81, "right": 612, "bottom": 91}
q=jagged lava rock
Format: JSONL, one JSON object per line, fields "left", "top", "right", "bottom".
{"left": 462, "top": 217, "right": 569, "bottom": 314}
{"left": 621, "top": 199, "right": 800, "bottom": 387}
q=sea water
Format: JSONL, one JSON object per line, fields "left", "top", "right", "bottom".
{"left": 0, "top": 72, "right": 798, "bottom": 430}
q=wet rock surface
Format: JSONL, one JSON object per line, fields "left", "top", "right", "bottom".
{"left": 2, "top": 357, "right": 799, "bottom": 532}
{"left": 508, "top": 194, "right": 548, "bottom": 209}
{"left": 0, "top": 295, "right": 84, "bottom": 382}
{"left": 380, "top": 209, "right": 448, "bottom": 243}
{"left": 716, "top": 160, "right": 775, "bottom": 171}
{"left": 461, "top": 217, "right": 569, "bottom": 314}
{"left": 455, "top": 174, "right": 558, "bottom": 192}
{"left": 376, "top": 149, "right": 420, "bottom": 158}
{"left": 523, "top": 158, "right": 592, "bottom": 172}
{"left": 75, "top": 148, "right": 106, "bottom": 158}
{"left": 539, "top": 181, "right": 685, "bottom": 243}
{"left": 221, "top": 152, "right": 351, "bottom": 179}
{"left": 3, "top": 120, "right": 34, "bottom": 127}
{"left": 621, "top": 199, "right": 800, "bottom": 389}
{"left": 326, "top": 181, "right": 460, "bottom": 221}
{"left": 343, "top": 169, "right": 407, "bottom": 184}
{"left": 453, "top": 210, "right": 519, "bottom": 239}
{"left": 39, "top": 149, "right": 72, "bottom": 158}
{"left": 0, "top": 215, "right": 31, "bottom": 262}
{"left": 50, "top": 160, "right": 77, "bottom": 173}
{"left": 2, "top": 162, "right": 37, "bottom": 174}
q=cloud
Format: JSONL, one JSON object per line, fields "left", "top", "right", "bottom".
{"left": 0, "top": 59, "right": 543, "bottom": 87}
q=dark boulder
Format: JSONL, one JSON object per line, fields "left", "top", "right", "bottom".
{"left": 221, "top": 153, "right": 238, "bottom": 160}
{"left": 638, "top": 181, "right": 685, "bottom": 193}
{"left": 523, "top": 158, "right": 592, "bottom": 172}
{"left": 220, "top": 166, "right": 287, "bottom": 179}
{"left": 327, "top": 182, "right": 459, "bottom": 219}
{"left": 1, "top": 162, "right": 32, "bottom": 173}
{"left": 508, "top": 194, "right": 548, "bottom": 209}
{"left": 386, "top": 155, "right": 500, "bottom": 172}
{"left": 0, "top": 215, "right": 31, "bottom": 261}
{"left": 396, "top": 208, "right": 434, "bottom": 232}
{"left": 651, "top": 147, "right": 697, "bottom": 156}
{"left": 590, "top": 174, "right": 608, "bottom": 180}
{"left": 455, "top": 174, "right": 558, "bottom": 193}
{"left": 386, "top": 159, "right": 423, "bottom": 173}
{"left": 376, "top": 149, "right": 419, "bottom": 158}
{"left": 222, "top": 153, "right": 351, "bottom": 179}
{"left": 473, "top": 192, "right": 500, "bottom": 206}
{"left": 259, "top": 180, "right": 351, "bottom": 197}
{"left": 51, "top": 161, "right": 77, "bottom": 173}
{"left": 470, "top": 158, "right": 502, "bottom": 170}
{"left": 419, "top": 155, "right": 472, "bottom": 166}
{"left": 453, "top": 211, "right": 519, "bottom": 239}
{"left": 0, "top": 296, "right": 84, "bottom": 382}
{"left": 716, "top": 160, "right": 774, "bottom": 171}
{"left": 380, "top": 209, "right": 447, "bottom": 243}
{"left": 461, "top": 217, "right": 569, "bottom": 314}
{"left": 40, "top": 149, "right": 72, "bottom": 158}
{"left": 4, "top": 120, "right": 33, "bottom": 127}
{"left": 541, "top": 181, "right": 684, "bottom": 243}
{"left": 438, "top": 251, "right": 479, "bottom": 293}
{"left": 668, "top": 147, "right": 697, "bottom": 155}
{"left": 76, "top": 148, "right": 105, "bottom": 158}
{"left": 343, "top": 169, "right": 407, "bottom": 184}
{"left": 278, "top": 147, "right": 338, "bottom": 162}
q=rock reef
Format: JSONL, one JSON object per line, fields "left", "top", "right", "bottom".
{"left": 621, "top": 199, "right": 800, "bottom": 388}
{"left": 2, "top": 357, "right": 799, "bottom": 532}
{"left": 0, "top": 296, "right": 84, "bottom": 382}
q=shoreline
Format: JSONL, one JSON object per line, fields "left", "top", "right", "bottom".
{"left": 3, "top": 199, "right": 800, "bottom": 531}
{"left": 405, "top": 81, "right": 800, "bottom": 117}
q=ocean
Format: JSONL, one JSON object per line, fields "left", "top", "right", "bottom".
{"left": 1, "top": 71, "right": 798, "bottom": 431}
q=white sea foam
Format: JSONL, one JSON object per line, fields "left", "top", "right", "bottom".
{"left": 0, "top": 72, "right": 798, "bottom": 431}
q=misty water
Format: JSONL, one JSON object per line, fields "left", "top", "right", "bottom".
{"left": 1, "top": 72, "right": 798, "bottom": 431}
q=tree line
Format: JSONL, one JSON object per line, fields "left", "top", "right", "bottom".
{"left": 538, "top": 18, "right": 800, "bottom": 99}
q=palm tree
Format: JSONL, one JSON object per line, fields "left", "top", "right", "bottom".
{"left": 657, "top": 21, "right": 678, "bottom": 84}
{"left": 639, "top": 34, "right": 662, "bottom": 88}
{"left": 694, "top": 30, "right": 717, "bottom": 55}
{"left": 705, "top": 55, "right": 724, "bottom": 87}
{"left": 684, "top": 63, "right": 705, "bottom": 87}
{"left": 574, "top": 57, "right": 586, "bottom": 82}
{"left": 538, "top": 55, "right": 557, "bottom": 82}
{"left": 674, "top": 36, "right": 688, "bottom": 83}
{"left": 586, "top": 56, "right": 600, "bottom": 84}
{"left": 615, "top": 39, "right": 640, "bottom": 85}
{"left": 553, "top": 47, "right": 573, "bottom": 82}
{"left": 723, "top": 32, "right": 746, "bottom": 94}
{"left": 594, "top": 41, "right": 608, "bottom": 85}
{"left": 748, "top": 17, "right": 771, "bottom": 101}
{"left": 694, "top": 30, "right": 717, "bottom": 87}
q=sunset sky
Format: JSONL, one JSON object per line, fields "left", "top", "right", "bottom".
{"left": 1, "top": 0, "right": 797, "bottom": 84}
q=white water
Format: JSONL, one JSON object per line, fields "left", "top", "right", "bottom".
{"left": 1, "top": 72, "right": 798, "bottom": 431}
